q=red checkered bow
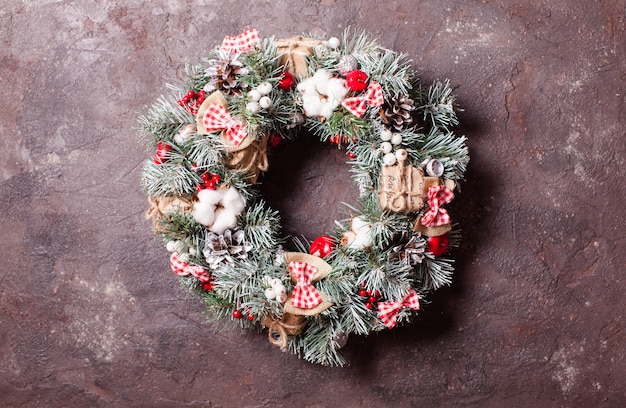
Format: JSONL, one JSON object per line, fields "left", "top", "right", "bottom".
{"left": 289, "top": 261, "right": 323, "bottom": 309}
{"left": 203, "top": 104, "right": 247, "bottom": 146}
{"left": 170, "top": 252, "right": 212, "bottom": 283}
{"left": 341, "top": 82, "right": 384, "bottom": 117}
{"left": 219, "top": 29, "right": 260, "bottom": 54}
{"left": 421, "top": 185, "right": 454, "bottom": 227}
{"left": 377, "top": 289, "right": 420, "bottom": 329}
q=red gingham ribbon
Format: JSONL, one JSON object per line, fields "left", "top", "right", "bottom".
{"left": 421, "top": 185, "right": 454, "bottom": 227}
{"left": 219, "top": 29, "right": 260, "bottom": 54}
{"left": 377, "top": 289, "right": 420, "bottom": 329}
{"left": 203, "top": 104, "right": 247, "bottom": 146}
{"left": 341, "top": 82, "right": 384, "bottom": 117}
{"left": 170, "top": 252, "right": 212, "bottom": 283}
{"left": 289, "top": 261, "right": 323, "bottom": 309}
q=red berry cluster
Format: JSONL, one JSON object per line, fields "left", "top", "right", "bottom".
{"left": 195, "top": 171, "right": 221, "bottom": 192}
{"left": 329, "top": 134, "right": 357, "bottom": 146}
{"left": 177, "top": 89, "right": 207, "bottom": 115}
{"left": 153, "top": 141, "right": 172, "bottom": 164}
{"left": 358, "top": 283, "right": 381, "bottom": 310}
{"left": 233, "top": 308, "right": 255, "bottom": 321}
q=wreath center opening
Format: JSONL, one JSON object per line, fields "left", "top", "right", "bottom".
{"left": 259, "top": 134, "right": 359, "bottom": 240}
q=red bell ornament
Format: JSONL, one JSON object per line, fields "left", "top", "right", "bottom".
{"left": 309, "top": 235, "right": 336, "bottom": 258}
{"left": 426, "top": 233, "right": 450, "bottom": 257}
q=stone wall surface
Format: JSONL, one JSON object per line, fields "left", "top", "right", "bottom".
{"left": 0, "top": 0, "right": 624, "bottom": 406}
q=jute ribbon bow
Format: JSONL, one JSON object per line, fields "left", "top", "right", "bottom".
{"left": 169, "top": 252, "right": 212, "bottom": 283}
{"left": 219, "top": 29, "right": 260, "bottom": 54}
{"left": 341, "top": 82, "right": 384, "bottom": 117}
{"left": 421, "top": 185, "right": 454, "bottom": 227}
{"left": 377, "top": 289, "right": 420, "bottom": 329}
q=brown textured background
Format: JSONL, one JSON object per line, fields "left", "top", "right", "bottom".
{"left": 1, "top": 1, "right": 625, "bottom": 407}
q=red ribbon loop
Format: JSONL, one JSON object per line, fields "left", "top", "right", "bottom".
{"left": 170, "top": 252, "right": 212, "bottom": 283}
{"left": 289, "top": 261, "right": 323, "bottom": 309}
{"left": 341, "top": 82, "right": 384, "bottom": 117}
{"left": 377, "top": 289, "right": 420, "bottom": 329}
{"left": 421, "top": 185, "right": 454, "bottom": 227}
{"left": 219, "top": 29, "right": 260, "bottom": 54}
{"left": 203, "top": 104, "right": 248, "bottom": 147}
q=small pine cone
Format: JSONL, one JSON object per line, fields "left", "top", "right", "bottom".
{"left": 337, "top": 55, "right": 358, "bottom": 76}
{"left": 382, "top": 94, "right": 415, "bottom": 131}
{"left": 204, "top": 54, "right": 249, "bottom": 96}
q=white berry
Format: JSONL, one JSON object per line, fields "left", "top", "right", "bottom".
{"left": 327, "top": 37, "right": 341, "bottom": 48}
{"left": 391, "top": 133, "right": 403, "bottom": 145}
{"left": 264, "top": 287, "right": 276, "bottom": 300}
{"left": 395, "top": 148, "right": 408, "bottom": 161}
{"left": 259, "top": 96, "right": 272, "bottom": 109}
{"left": 381, "top": 141, "right": 393, "bottom": 153}
{"left": 248, "top": 89, "right": 262, "bottom": 101}
{"left": 380, "top": 129, "right": 393, "bottom": 141}
{"left": 246, "top": 101, "right": 261, "bottom": 114}
{"left": 383, "top": 152, "right": 397, "bottom": 166}
{"left": 257, "top": 82, "right": 272, "bottom": 95}
{"left": 166, "top": 241, "right": 177, "bottom": 252}
{"left": 270, "top": 278, "right": 281, "bottom": 287}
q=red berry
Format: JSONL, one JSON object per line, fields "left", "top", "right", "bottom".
{"left": 177, "top": 100, "right": 185, "bottom": 106}
{"left": 347, "top": 152, "right": 356, "bottom": 159}
{"left": 247, "top": 315, "right": 255, "bottom": 321}
{"left": 368, "top": 296, "right": 377, "bottom": 304}
{"left": 186, "top": 90, "right": 195, "bottom": 98}
{"left": 205, "top": 179, "right": 216, "bottom": 190}
{"left": 268, "top": 134, "right": 283, "bottom": 149}
{"left": 309, "top": 235, "right": 336, "bottom": 258}
{"left": 366, "top": 302, "right": 375, "bottom": 310}
{"left": 374, "top": 290, "right": 381, "bottom": 298}
{"left": 427, "top": 233, "right": 450, "bottom": 257}
{"left": 278, "top": 71, "right": 296, "bottom": 91}
{"left": 198, "top": 90, "right": 206, "bottom": 98}
{"left": 195, "top": 184, "right": 203, "bottom": 192}
{"left": 202, "top": 282, "right": 214, "bottom": 291}
{"left": 233, "top": 310, "right": 243, "bottom": 319}
{"left": 358, "top": 289, "right": 368, "bottom": 297}
{"left": 182, "top": 95, "right": 190, "bottom": 104}
{"left": 345, "top": 70, "right": 368, "bottom": 92}
{"left": 201, "top": 172, "right": 211, "bottom": 182}
{"left": 211, "top": 174, "right": 221, "bottom": 184}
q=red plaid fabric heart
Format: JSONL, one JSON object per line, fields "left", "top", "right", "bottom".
{"left": 289, "top": 261, "right": 323, "bottom": 309}
{"left": 421, "top": 185, "right": 454, "bottom": 227}
{"left": 377, "top": 289, "right": 420, "bottom": 328}
{"left": 170, "top": 252, "right": 212, "bottom": 283}
{"left": 219, "top": 29, "right": 260, "bottom": 54}
{"left": 203, "top": 104, "right": 247, "bottom": 146}
{"left": 341, "top": 81, "right": 384, "bottom": 117}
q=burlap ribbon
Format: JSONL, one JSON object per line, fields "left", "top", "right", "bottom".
{"left": 264, "top": 313, "right": 308, "bottom": 349}
{"left": 145, "top": 196, "right": 193, "bottom": 228}
{"left": 224, "top": 133, "right": 269, "bottom": 183}
{"left": 276, "top": 36, "right": 323, "bottom": 77}
{"left": 283, "top": 252, "right": 333, "bottom": 316}
{"left": 379, "top": 161, "right": 427, "bottom": 213}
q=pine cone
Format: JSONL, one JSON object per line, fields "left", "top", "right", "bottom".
{"left": 385, "top": 231, "right": 426, "bottom": 266}
{"left": 204, "top": 52, "right": 249, "bottom": 96}
{"left": 203, "top": 229, "right": 252, "bottom": 269}
{"left": 381, "top": 94, "right": 415, "bottom": 131}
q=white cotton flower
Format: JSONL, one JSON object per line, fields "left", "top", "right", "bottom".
{"left": 192, "top": 187, "right": 245, "bottom": 234}
{"left": 297, "top": 69, "right": 349, "bottom": 119}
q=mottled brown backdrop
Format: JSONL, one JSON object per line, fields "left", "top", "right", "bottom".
{"left": 1, "top": 1, "right": 624, "bottom": 407}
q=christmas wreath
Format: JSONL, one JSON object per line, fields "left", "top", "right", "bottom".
{"left": 140, "top": 29, "right": 469, "bottom": 366}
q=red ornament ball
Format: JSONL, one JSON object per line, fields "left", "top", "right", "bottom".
{"left": 233, "top": 310, "right": 243, "bottom": 319}
{"left": 345, "top": 70, "right": 369, "bottom": 92}
{"left": 358, "top": 289, "right": 368, "bottom": 297}
{"left": 427, "top": 233, "right": 450, "bottom": 257}
{"left": 278, "top": 71, "right": 296, "bottom": 91}
{"left": 309, "top": 235, "right": 336, "bottom": 258}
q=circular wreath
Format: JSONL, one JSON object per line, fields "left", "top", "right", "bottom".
{"left": 140, "top": 29, "right": 469, "bottom": 366}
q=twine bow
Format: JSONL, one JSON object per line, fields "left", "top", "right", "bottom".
{"left": 341, "top": 82, "right": 384, "bottom": 117}
{"left": 377, "top": 289, "right": 420, "bottom": 329}
{"left": 219, "top": 29, "right": 260, "bottom": 54}
{"left": 421, "top": 185, "right": 454, "bottom": 227}
{"left": 203, "top": 104, "right": 247, "bottom": 147}
{"left": 170, "top": 252, "right": 212, "bottom": 283}
{"left": 289, "top": 261, "right": 323, "bottom": 309}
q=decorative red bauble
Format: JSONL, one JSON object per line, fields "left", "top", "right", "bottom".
{"left": 427, "top": 233, "right": 450, "bottom": 257}
{"left": 278, "top": 71, "right": 296, "bottom": 91}
{"left": 309, "top": 235, "right": 336, "bottom": 258}
{"left": 153, "top": 142, "right": 172, "bottom": 164}
{"left": 345, "top": 70, "right": 368, "bottom": 92}
{"left": 233, "top": 310, "right": 243, "bottom": 319}
{"left": 268, "top": 134, "right": 283, "bottom": 148}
